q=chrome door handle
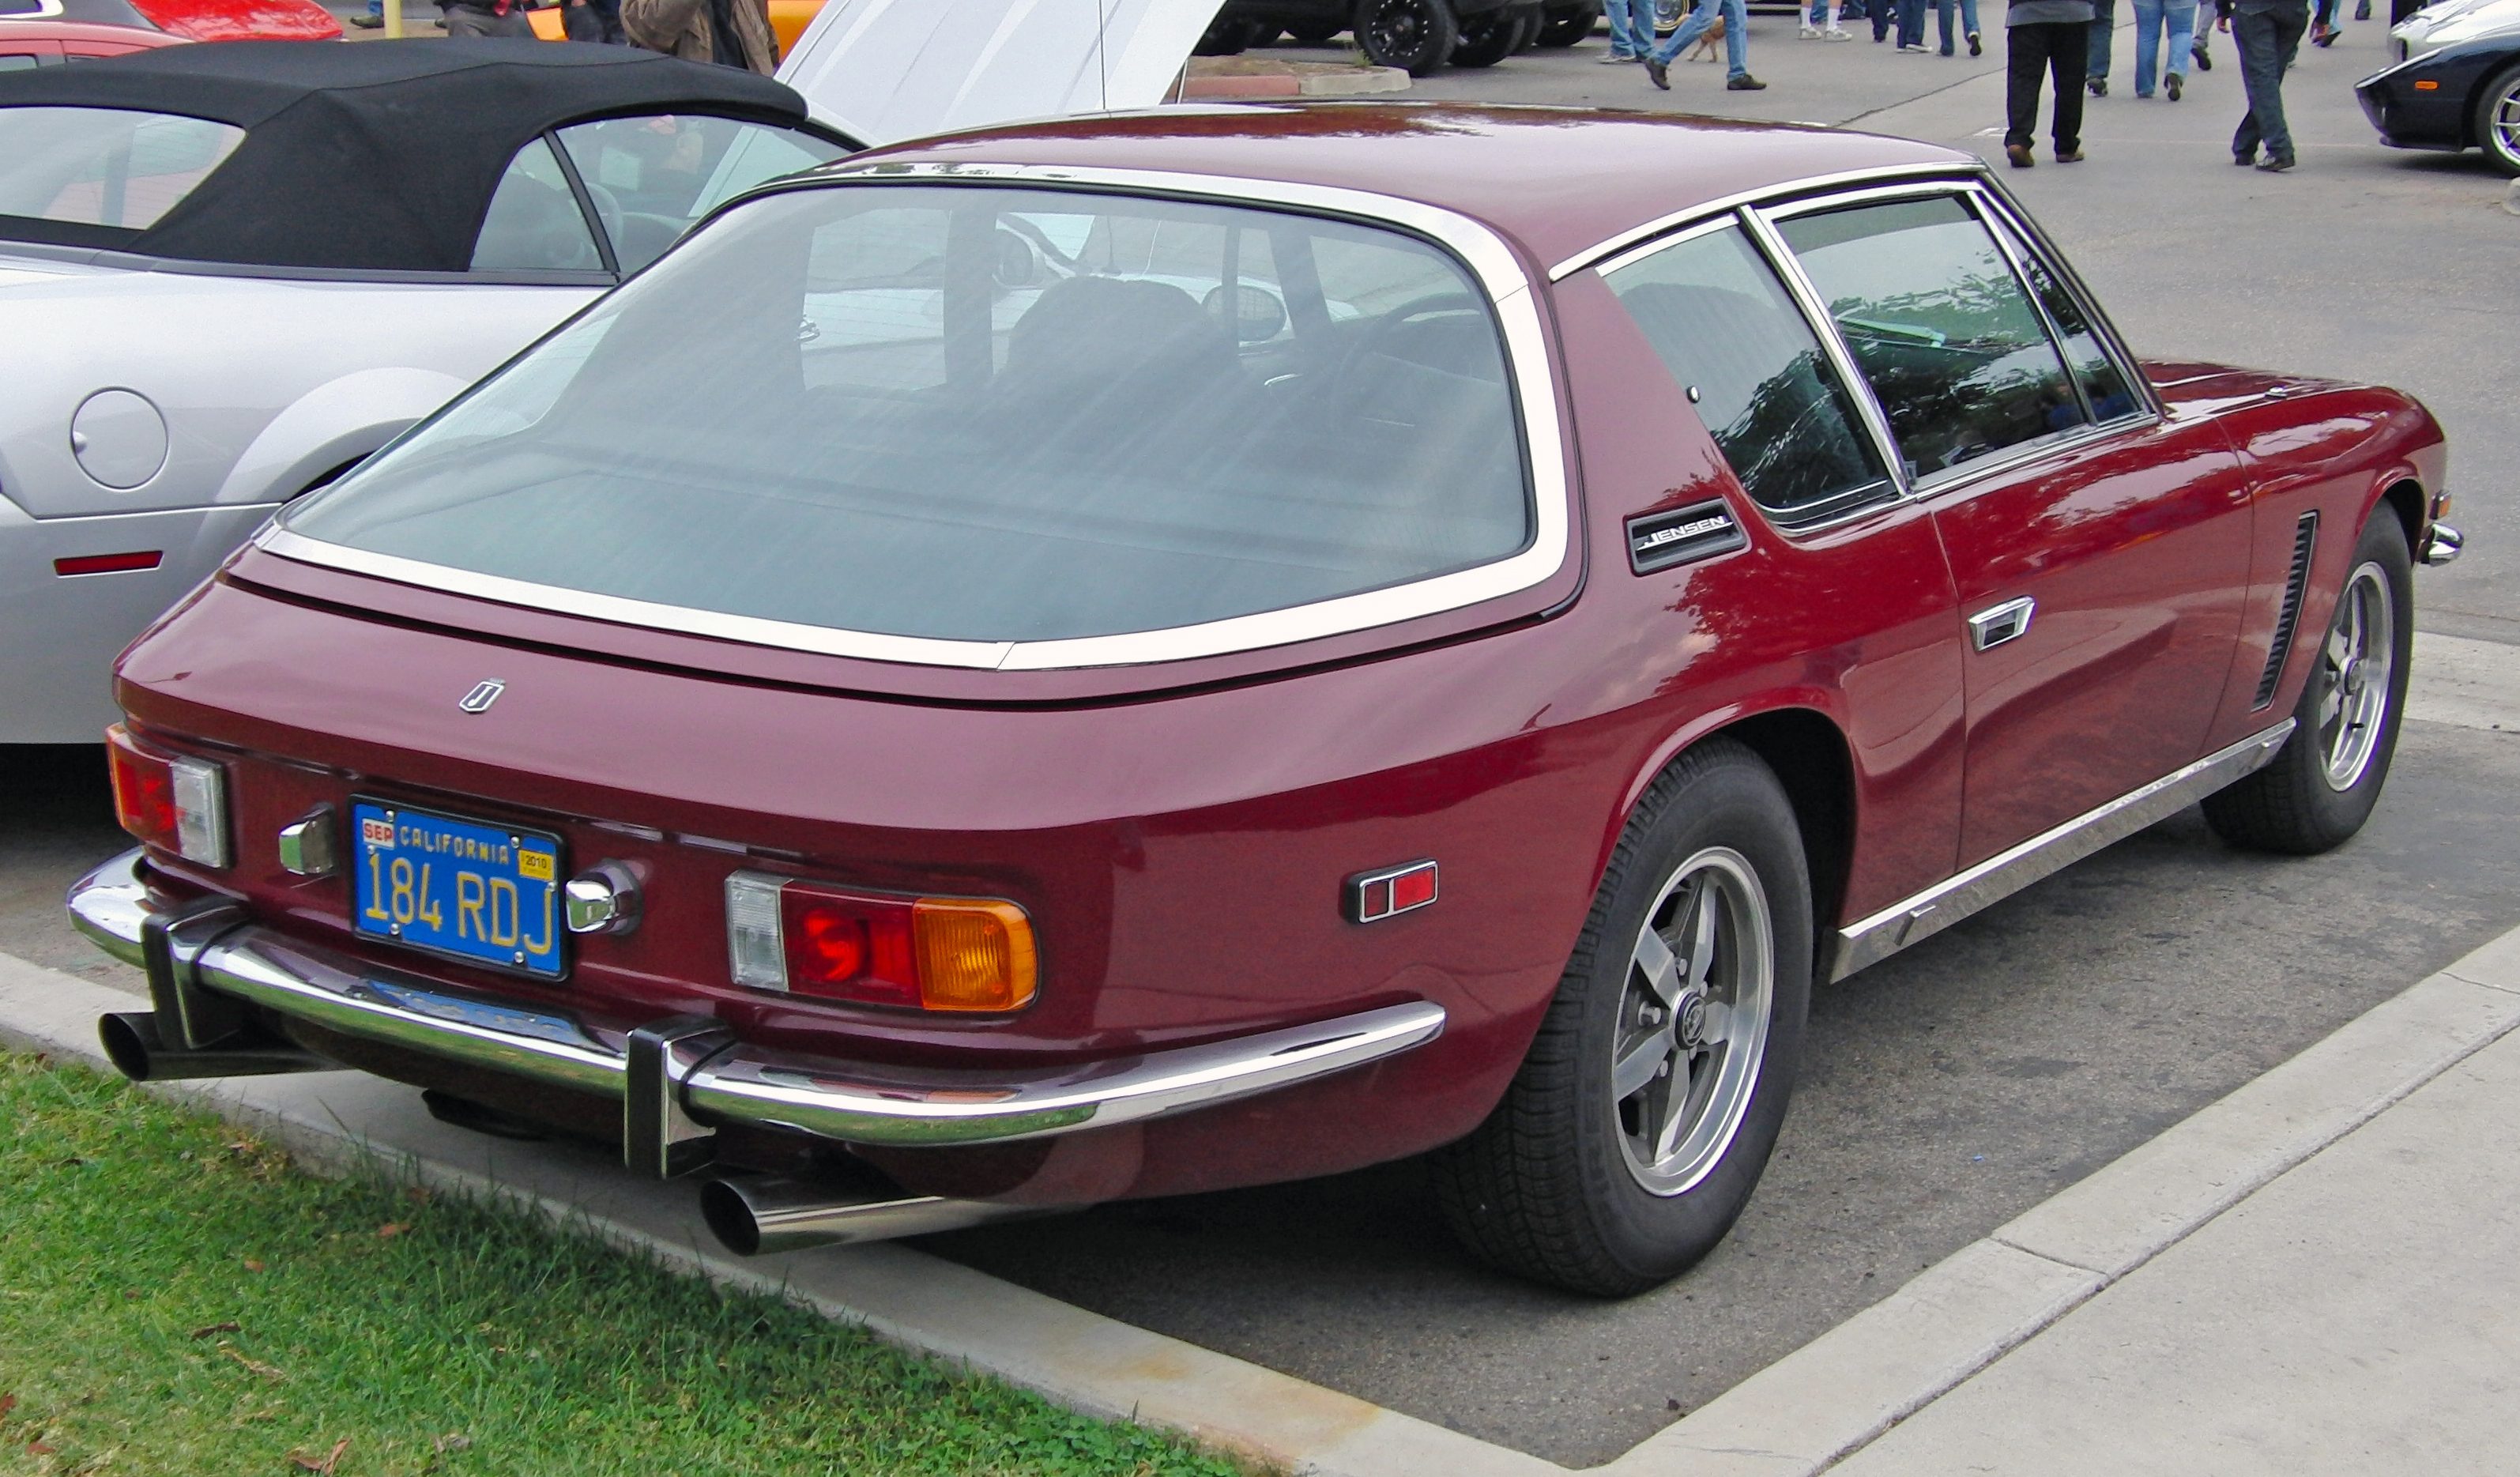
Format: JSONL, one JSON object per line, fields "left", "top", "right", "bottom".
{"left": 1968, "top": 597, "right": 2036, "bottom": 651}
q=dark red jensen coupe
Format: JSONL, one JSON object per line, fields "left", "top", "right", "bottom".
{"left": 68, "top": 105, "right": 2462, "bottom": 1295}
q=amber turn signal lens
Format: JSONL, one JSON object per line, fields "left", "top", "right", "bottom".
{"left": 912, "top": 899, "right": 1038, "bottom": 1012}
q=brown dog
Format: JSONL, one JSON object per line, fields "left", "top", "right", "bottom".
{"left": 1688, "top": 14, "right": 1727, "bottom": 60}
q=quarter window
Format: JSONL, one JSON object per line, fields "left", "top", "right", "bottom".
{"left": 1776, "top": 195, "right": 2083, "bottom": 479}
{"left": 1603, "top": 223, "right": 1890, "bottom": 524}
{"left": 555, "top": 114, "right": 848, "bottom": 273}
{"left": 1987, "top": 213, "right": 2139, "bottom": 424}
{"left": 470, "top": 137, "right": 601, "bottom": 274}
{"left": 0, "top": 106, "right": 244, "bottom": 230}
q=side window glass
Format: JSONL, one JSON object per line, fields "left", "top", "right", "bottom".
{"left": 1988, "top": 214, "right": 2139, "bottom": 424}
{"left": 0, "top": 54, "right": 44, "bottom": 70}
{"left": 1603, "top": 223, "right": 1890, "bottom": 523}
{"left": 1776, "top": 195, "right": 2083, "bottom": 479}
{"left": 556, "top": 115, "right": 848, "bottom": 274}
{"left": 471, "top": 137, "right": 601, "bottom": 274}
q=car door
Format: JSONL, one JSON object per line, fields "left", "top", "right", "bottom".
{"left": 1759, "top": 185, "right": 2254, "bottom": 867}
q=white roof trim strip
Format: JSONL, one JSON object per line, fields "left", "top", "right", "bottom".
{"left": 266, "top": 164, "right": 1572, "bottom": 673}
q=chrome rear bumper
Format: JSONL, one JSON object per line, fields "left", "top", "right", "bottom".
{"left": 2421, "top": 522, "right": 2462, "bottom": 567}
{"left": 67, "top": 850, "right": 1445, "bottom": 1174}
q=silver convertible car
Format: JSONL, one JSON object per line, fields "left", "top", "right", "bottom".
{"left": 0, "top": 1, "right": 1223, "bottom": 743}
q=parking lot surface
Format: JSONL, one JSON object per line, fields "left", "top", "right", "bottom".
{"left": 3, "top": 19, "right": 2512, "bottom": 1468}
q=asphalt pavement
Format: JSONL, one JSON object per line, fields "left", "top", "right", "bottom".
{"left": 2, "top": 19, "right": 2514, "bottom": 1468}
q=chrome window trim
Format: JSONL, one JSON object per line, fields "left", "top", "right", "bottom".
{"left": 269, "top": 164, "right": 1573, "bottom": 673}
{"left": 1735, "top": 206, "right": 1915, "bottom": 507}
{"left": 1546, "top": 162, "right": 1989, "bottom": 282}
{"left": 1966, "top": 181, "right": 2165, "bottom": 424}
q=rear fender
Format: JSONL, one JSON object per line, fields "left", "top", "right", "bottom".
{"left": 213, "top": 367, "right": 471, "bottom": 505}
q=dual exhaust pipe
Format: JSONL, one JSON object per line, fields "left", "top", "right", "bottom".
{"left": 96, "top": 1004, "right": 1022, "bottom": 1257}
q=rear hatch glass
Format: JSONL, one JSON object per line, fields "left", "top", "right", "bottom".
{"left": 280, "top": 183, "right": 1536, "bottom": 665}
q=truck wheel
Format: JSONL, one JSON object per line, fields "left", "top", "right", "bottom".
{"left": 2204, "top": 511, "right": 2414, "bottom": 854}
{"left": 1452, "top": 9, "right": 1532, "bottom": 65}
{"left": 1433, "top": 739, "right": 1813, "bottom": 1296}
{"left": 1355, "top": 0, "right": 1460, "bottom": 74}
{"left": 1537, "top": 2, "right": 1600, "bottom": 45}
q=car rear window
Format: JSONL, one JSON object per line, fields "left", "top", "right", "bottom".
{"left": 0, "top": 106, "right": 243, "bottom": 230}
{"left": 285, "top": 184, "right": 1535, "bottom": 652}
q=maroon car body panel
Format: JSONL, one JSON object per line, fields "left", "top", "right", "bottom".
{"left": 94, "top": 107, "right": 2450, "bottom": 1206}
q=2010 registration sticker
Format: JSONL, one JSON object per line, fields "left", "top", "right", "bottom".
{"left": 351, "top": 801, "right": 565, "bottom": 978}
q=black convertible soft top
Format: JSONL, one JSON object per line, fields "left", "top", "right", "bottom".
{"left": 0, "top": 39, "right": 821, "bottom": 272}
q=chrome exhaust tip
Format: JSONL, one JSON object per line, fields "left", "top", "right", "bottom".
{"left": 98, "top": 1011, "right": 328, "bottom": 1083}
{"left": 699, "top": 1176, "right": 1030, "bottom": 1257}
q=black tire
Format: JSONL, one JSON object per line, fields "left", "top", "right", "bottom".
{"left": 1248, "top": 24, "right": 1284, "bottom": 44}
{"left": 2204, "top": 512, "right": 2415, "bottom": 855}
{"left": 1287, "top": 17, "right": 1347, "bottom": 40}
{"left": 1451, "top": 9, "right": 1531, "bottom": 65}
{"left": 1536, "top": 2, "right": 1599, "bottom": 44}
{"left": 1432, "top": 739, "right": 1814, "bottom": 1297}
{"left": 2473, "top": 63, "right": 2520, "bottom": 177}
{"left": 1355, "top": 0, "right": 1460, "bottom": 73}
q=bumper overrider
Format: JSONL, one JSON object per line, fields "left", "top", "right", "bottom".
{"left": 66, "top": 849, "right": 1445, "bottom": 1252}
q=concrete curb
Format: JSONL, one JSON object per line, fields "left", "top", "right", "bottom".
{"left": 1608, "top": 921, "right": 2520, "bottom": 1475}
{"left": 0, "top": 951, "right": 1555, "bottom": 1477}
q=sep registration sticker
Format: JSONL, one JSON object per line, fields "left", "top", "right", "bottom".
{"left": 352, "top": 801, "right": 564, "bottom": 978}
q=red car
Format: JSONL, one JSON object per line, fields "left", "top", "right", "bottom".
{"left": 2, "top": 0, "right": 337, "bottom": 43}
{"left": 0, "top": 16, "right": 181, "bottom": 61}
{"left": 68, "top": 106, "right": 2462, "bottom": 1296}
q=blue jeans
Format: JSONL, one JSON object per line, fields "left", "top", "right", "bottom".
{"left": 1931, "top": 0, "right": 1980, "bottom": 48}
{"left": 1897, "top": 0, "right": 1926, "bottom": 43}
{"left": 1606, "top": 0, "right": 1659, "bottom": 55}
{"left": 1650, "top": 0, "right": 1750, "bottom": 76}
{"left": 2130, "top": 0, "right": 2195, "bottom": 90}
{"left": 2088, "top": 0, "right": 2116, "bottom": 77}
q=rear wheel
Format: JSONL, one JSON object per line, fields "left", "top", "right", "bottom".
{"left": 2474, "top": 63, "right": 2520, "bottom": 176}
{"left": 1355, "top": 0, "right": 1460, "bottom": 73}
{"left": 2204, "top": 512, "right": 2414, "bottom": 854}
{"left": 1433, "top": 740, "right": 1813, "bottom": 1296}
{"left": 1452, "top": 9, "right": 1534, "bottom": 64}
{"left": 1536, "top": 1, "right": 1599, "bottom": 44}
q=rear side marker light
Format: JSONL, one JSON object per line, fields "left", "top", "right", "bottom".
{"left": 1348, "top": 861, "right": 1438, "bottom": 923}
{"left": 106, "top": 723, "right": 230, "bottom": 868}
{"left": 724, "top": 871, "right": 1037, "bottom": 1012}
{"left": 55, "top": 551, "right": 162, "bottom": 576}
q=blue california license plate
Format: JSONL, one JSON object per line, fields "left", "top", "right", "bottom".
{"left": 352, "top": 801, "right": 564, "bottom": 979}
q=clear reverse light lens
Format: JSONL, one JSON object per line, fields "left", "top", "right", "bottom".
{"left": 725, "top": 871, "right": 786, "bottom": 990}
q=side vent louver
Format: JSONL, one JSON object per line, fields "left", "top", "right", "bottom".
{"left": 2254, "top": 511, "right": 2319, "bottom": 710}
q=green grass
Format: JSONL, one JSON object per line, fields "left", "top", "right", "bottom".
{"left": 0, "top": 1053, "right": 1252, "bottom": 1477}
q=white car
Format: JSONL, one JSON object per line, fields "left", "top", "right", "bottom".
{"left": 2392, "top": 0, "right": 2520, "bottom": 60}
{"left": 0, "top": 0, "right": 1221, "bottom": 743}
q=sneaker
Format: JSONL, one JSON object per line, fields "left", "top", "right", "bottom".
{"left": 1968, "top": 29, "right": 1981, "bottom": 54}
{"left": 1599, "top": 49, "right": 1639, "bottom": 61}
{"left": 1727, "top": 72, "right": 1769, "bottom": 89}
{"left": 1645, "top": 56, "right": 1671, "bottom": 88}
{"left": 1800, "top": 23, "right": 1821, "bottom": 37}
{"left": 2087, "top": 76, "right": 2108, "bottom": 96}
{"left": 2055, "top": 147, "right": 2085, "bottom": 161}
{"left": 2354, "top": 0, "right": 2370, "bottom": 16}
{"left": 2257, "top": 153, "right": 2296, "bottom": 171}
{"left": 1823, "top": 25, "right": 1854, "bottom": 38}
{"left": 348, "top": 9, "right": 382, "bottom": 23}
{"left": 1898, "top": 41, "right": 1927, "bottom": 51}
{"left": 2005, "top": 142, "right": 2035, "bottom": 168}
{"left": 2311, "top": 24, "right": 2336, "bottom": 44}
{"left": 2192, "top": 40, "right": 2211, "bottom": 69}
{"left": 2166, "top": 72, "right": 2182, "bottom": 100}
{"left": 2233, "top": 149, "right": 2256, "bottom": 164}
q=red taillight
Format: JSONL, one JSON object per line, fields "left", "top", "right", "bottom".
{"left": 54, "top": 551, "right": 163, "bottom": 576}
{"left": 105, "top": 723, "right": 230, "bottom": 868}
{"left": 1347, "top": 860, "right": 1438, "bottom": 923}
{"left": 725, "top": 872, "right": 1036, "bottom": 1012}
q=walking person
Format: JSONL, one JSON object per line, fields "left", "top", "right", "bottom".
{"left": 1644, "top": 0, "right": 1769, "bottom": 91}
{"left": 2004, "top": 0, "right": 2093, "bottom": 165}
{"left": 1897, "top": 0, "right": 1930, "bottom": 48}
{"left": 1802, "top": 0, "right": 1855, "bottom": 40}
{"left": 1601, "top": 0, "right": 1658, "bottom": 60}
{"left": 2224, "top": 0, "right": 2309, "bottom": 168}
{"left": 1934, "top": 0, "right": 1985, "bottom": 53}
{"left": 2086, "top": 0, "right": 2115, "bottom": 92}
{"left": 2131, "top": 0, "right": 2195, "bottom": 95}
{"left": 622, "top": 0, "right": 776, "bottom": 70}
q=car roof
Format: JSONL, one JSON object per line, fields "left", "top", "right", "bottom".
{"left": 0, "top": 37, "right": 812, "bottom": 272}
{"left": 846, "top": 103, "right": 1982, "bottom": 275}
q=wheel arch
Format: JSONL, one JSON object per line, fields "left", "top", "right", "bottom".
{"left": 2375, "top": 475, "right": 2426, "bottom": 555}
{"left": 1604, "top": 701, "right": 1857, "bottom": 952}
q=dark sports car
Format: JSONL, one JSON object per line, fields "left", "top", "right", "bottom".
{"left": 2355, "top": 26, "right": 2520, "bottom": 174}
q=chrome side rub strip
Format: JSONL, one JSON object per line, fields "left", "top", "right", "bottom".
{"left": 67, "top": 850, "right": 1448, "bottom": 1150}
{"left": 1827, "top": 721, "right": 2297, "bottom": 982}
